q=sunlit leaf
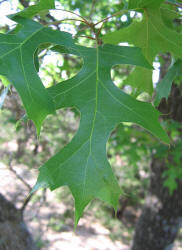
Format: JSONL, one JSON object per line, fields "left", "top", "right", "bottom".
{"left": 11, "top": 0, "right": 55, "bottom": 19}
{"left": 103, "top": 5, "right": 182, "bottom": 94}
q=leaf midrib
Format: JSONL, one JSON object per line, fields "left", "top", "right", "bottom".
{"left": 81, "top": 46, "right": 99, "bottom": 201}
{"left": 20, "top": 47, "right": 34, "bottom": 107}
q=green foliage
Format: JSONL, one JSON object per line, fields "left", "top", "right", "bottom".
{"left": 128, "top": 0, "right": 165, "bottom": 8}
{"left": 155, "top": 59, "right": 182, "bottom": 106}
{"left": 103, "top": 2, "right": 182, "bottom": 94}
{"left": 12, "top": 0, "right": 55, "bottom": 18}
{"left": 0, "top": 16, "right": 73, "bottom": 134}
{"left": 154, "top": 121, "right": 182, "bottom": 195}
{"left": 32, "top": 43, "right": 169, "bottom": 224}
{"left": 1, "top": 0, "right": 182, "bottom": 225}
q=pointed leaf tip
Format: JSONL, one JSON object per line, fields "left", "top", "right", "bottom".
{"left": 33, "top": 44, "right": 170, "bottom": 224}
{"left": 0, "top": 17, "right": 76, "bottom": 137}
{"left": 102, "top": 7, "right": 182, "bottom": 94}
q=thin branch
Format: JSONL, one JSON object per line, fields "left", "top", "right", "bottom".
{"left": 53, "top": 8, "right": 89, "bottom": 25}
{"left": 20, "top": 193, "right": 34, "bottom": 213}
{"left": 8, "top": 156, "right": 35, "bottom": 213}
{"left": 24, "top": 190, "right": 47, "bottom": 221}
{"left": 46, "top": 13, "right": 56, "bottom": 22}
{"left": 74, "top": 35, "right": 96, "bottom": 40}
{"left": 78, "top": 25, "right": 92, "bottom": 32}
{"left": 94, "top": 10, "right": 128, "bottom": 26}
{"left": 8, "top": 157, "right": 32, "bottom": 191}
{"left": 89, "top": 0, "right": 97, "bottom": 20}
{"left": 96, "top": 22, "right": 104, "bottom": 37}
{"left": 47, "top": 18, "right": 86, "bottom": 27}
{"left": 20, "top": 188, "right": 47, "bottom": 214}
{"left": 165, "top": 1, "right": 182, "bottom": 8}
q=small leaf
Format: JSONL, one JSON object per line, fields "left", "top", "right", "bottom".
{"left": 155, "top": 60, "right": 182, "bottom": 106}
{"left": 163, "top": 176, "right": 177, "bottom": 195}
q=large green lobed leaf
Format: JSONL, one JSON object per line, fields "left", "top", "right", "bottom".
{"left": 0, "top": 1, "right": 170, "bottom": 223}
{"left": 33, "top": 44, "right": 169, "bottom": 224}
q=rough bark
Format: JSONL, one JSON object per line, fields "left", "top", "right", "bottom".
{"left": 0, "top": 193, "right": 37, "bottom": 250}
{"left": 132, "top": 158, "right": 182, "bottom": 250}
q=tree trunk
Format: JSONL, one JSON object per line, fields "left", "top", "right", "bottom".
{"left": 132, "top": 81, "right": 182, "bottom": 250}
{"left": 132, "top": 158, "right": 182, "bottom": 250}
{"left": 0, "top": 193, "right": 37, "bottom": 250}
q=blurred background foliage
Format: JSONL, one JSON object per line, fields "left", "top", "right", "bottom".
{"left": 0, "top": 0, "right": 182, "bottom": 248}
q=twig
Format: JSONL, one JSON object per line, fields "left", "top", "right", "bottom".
{"left": 74, "top": 35, "right": 96, "bottom": 40}
{"left": 94, "top": 10, "right": 128, "bottom": 26}
{"left": 47, "top": 18, "right": 86, "bottom": 27}
{"left": 8, "top": 156, "right": 35, "bottom": 213}
{"left": 165, "top": 1, "right": 182, "bottom": 8}
{"left": 96, "top": 22, "right": 104, "bottom": 37}
{"left": 20, "top": 193, "right": 34, "bottom": 213}
{"left": 8, "top": 156, "right": 32, "bottom": 191}
{"left": 46, "top": 13, "right": 56, "bottom": 22}
{"left": 23, "top": 190, "right": 47, "bottom": 220}
{"left": 78, "top": 25, "right": 92, "bottom": 32}
{"left": 89, "top": 0, "right": 97, "bottom": 20}
{"left": 54, "top": 8, "right": 89, "bottom": 25}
